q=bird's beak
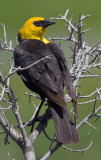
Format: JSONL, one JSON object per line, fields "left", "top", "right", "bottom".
{"left": 42, "top": 19, "right": 56, "bottom": 28}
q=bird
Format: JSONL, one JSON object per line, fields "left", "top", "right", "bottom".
{"left": 14, "top": 17, "right": 79, "bottom": 144}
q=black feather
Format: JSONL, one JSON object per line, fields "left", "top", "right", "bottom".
{"left": 14, "top": 39, "right": 79, "bottom": 144}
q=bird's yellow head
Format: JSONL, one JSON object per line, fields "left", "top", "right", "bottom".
{"left": 18, "top": 17, "right": 55, "bottom": 44}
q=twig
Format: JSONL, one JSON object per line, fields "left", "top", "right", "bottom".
{"left": 29, "top": 108, "right": 52, "bottom": 144}
{"left": 39, "top": 142, "right": 62, "bottom": 160}
{"left": 85, "top": 122, "right": 98, "bottom": 131}
{"left": 0, "top": 130, "right": 5, "bottom": 134}
{"left": 43, "top": 129, "right": 53, "bottom": 142}
{"left": 62, "top": 140, "right": 92, "bottom": 152}
{"left": 24, "top": 99, "right": 45, "bottom": 128}
{"left": 78, "top": 98, "right": 100, "bottom": 105}
{"left": 76, "top": 106, "right": 101, "bottom": 129}
{"left": 4, "top": 55, "right": 52, "bottom": 82}
{"left": 80, "top": 75, "right": 99, "bottom": 78}
{"left": 24, "top": 92, "right": 41, "bottom": 100}
{"left": 9, "top": 89, "right": 28, "bottom": 147}
{"left": 0, "top": 23, "right": 14, "bottom": 51}
{"left": 8, "top": 152, "right": 10, "bottom": 160}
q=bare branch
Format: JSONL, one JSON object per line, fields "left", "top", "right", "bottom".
{"left": 24, "top": 99, "right": 45, "bottom": 128}
{"left": 0, "top": 112, "right": 22, "bottom": 145}
{"left": 76, "top": 106, "right": 101, "bottom": 129}
{"left": 29, "top": 108, "right": 52, "bottom": 144}
{"left": 0, "top": 23, "right": 14, "bottom": 51}
{"left": 39, "top": 142, "right": 62, "bottom": 160}
{"left": 4, "top": 55, "right": 52, "bottom": 82}
{"left": 62, "top": 140, "right": 92, "bottom": 152}
{"left": 86, "top": 121, "right": 98, "bottom": 130}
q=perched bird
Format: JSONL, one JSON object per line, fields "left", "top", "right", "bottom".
{"left": 14, "top": 17, "right": 79, "bottom": 144}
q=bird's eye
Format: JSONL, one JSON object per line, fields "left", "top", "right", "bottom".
{"left": 34, "top": 21, "right": 43, "bottom": 27}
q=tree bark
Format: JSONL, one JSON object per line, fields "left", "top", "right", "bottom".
{"left": 22, "top": 141, "right": 36, "bottom": 160}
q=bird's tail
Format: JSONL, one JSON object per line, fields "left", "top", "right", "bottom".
{"left": 48, "top": 101, "right": 79, "bottom": 144}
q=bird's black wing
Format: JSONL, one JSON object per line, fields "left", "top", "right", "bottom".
{"left": 14, "top": 39, "right": 66, "bottom": 106}
{"left": 14, "top": 39, "right": 79, "bottom": 144}
{"left": 47, "top": 42, "right": 78, "bottom": 117}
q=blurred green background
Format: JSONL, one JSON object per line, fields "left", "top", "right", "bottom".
{"left": 0, "top": 0, "right": 101, "bottom": 160}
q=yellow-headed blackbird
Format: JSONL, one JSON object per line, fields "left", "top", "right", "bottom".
{"left": 14, "top": 17, "right": 79, "bottom": 144}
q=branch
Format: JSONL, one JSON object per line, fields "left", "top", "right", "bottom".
{"left": 0, "top": 112, "right": 22, "bottom": 145}
{"left": 76, "top": 106, "right": 101, "bottom": 129}
{"left": 4, "top": 55, "right": 52, "bottom": 82}
{"left": 29, "top": 108, "right": 52, "bottom": 144}
{"left": 39, "top": 143, "right": 62, "bottom": 160}
{"left": 0, "top": 23, "right": 14, "bottom": 51}
{"left": 62, "top": 140, "right": 92, "bottom": 152}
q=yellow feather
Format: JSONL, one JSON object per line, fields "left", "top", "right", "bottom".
{"left": 19, "top": 17, "right": 50, "bottom": 44}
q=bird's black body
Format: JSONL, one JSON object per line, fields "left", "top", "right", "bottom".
{"left": 14, "top": 39, "right": 79, "bottom": 144}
